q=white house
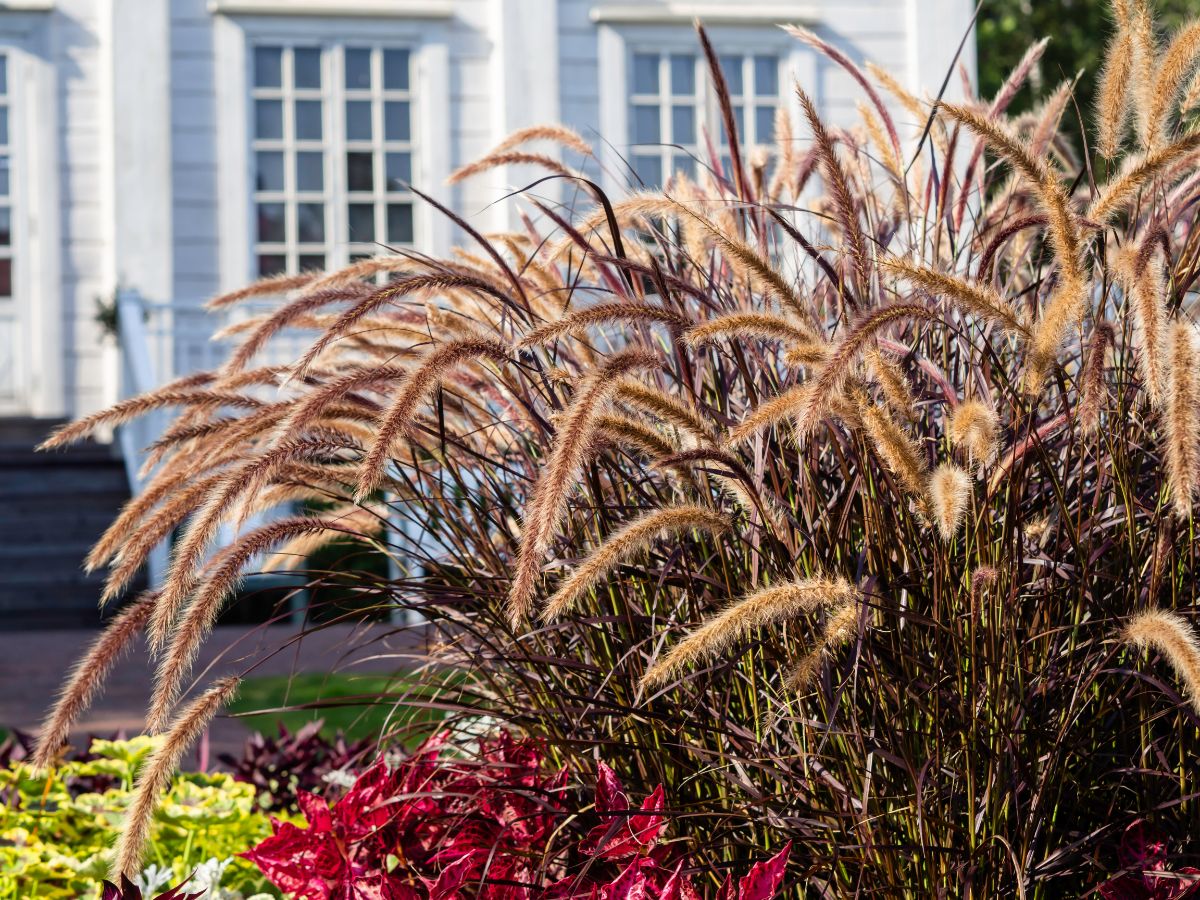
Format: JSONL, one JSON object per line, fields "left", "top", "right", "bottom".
{"left": 0, "top": 0, "right": 973, "bottom": 624}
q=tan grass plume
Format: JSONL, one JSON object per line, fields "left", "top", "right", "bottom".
{"left": 640, "top": 577, "right": 859, "bottom": 690}
{"left": 112, "top": 676, "right": 240, "bottom": 879}
{"left": 541, "top": 505, "right": 730, "bottom": 621}
{"left": 1162, "top": 319, "right": 1200, "bottom": 518}
{"left": 1125, "top": 609, "right": 1200, "bottom": 714}
{"left": 929, "top": 463, "right": 972, "bottom": 540}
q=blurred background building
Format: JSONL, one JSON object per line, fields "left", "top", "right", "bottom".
{"left": 0, "top": 0, "right": 975, "bottom": 625}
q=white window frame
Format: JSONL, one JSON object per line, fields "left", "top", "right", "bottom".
{"left": 0, "top": 12, "right": 61, "bottom": 416}
{"left": 214, "top": 13, "right": 451, "bottom": 294}
{"left": 597, "top": 22, "right": 816, "bottom": 197}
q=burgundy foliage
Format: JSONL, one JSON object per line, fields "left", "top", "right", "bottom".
{"left": 243, "top": 732, "right": 791, "bottom": 900}
{"left": 1097, "top": 821, "right": 1200, "bottom": 899}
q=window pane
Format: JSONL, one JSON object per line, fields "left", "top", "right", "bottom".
{"left": 755, "top": 106, "right": 776, "bottom": 144}
{"left": 346, "top": 100, "right": 372, "bottom": 140}
{"left": 633, "top": 154, "right": 661, "bottom": 187}
{"left": 258, "top": 254, "right": 287, "bottom": 277}
{"left": 384, "top": 101, "right": 410, "bottom": 141}
{"left": 632, "top": 54, "right": 658, "bottom": 94}
{"left": 297, "top": 202, "right": 324, "bottom": 242}
{"left": 345, "top": 48, "right": 372, "bottom": 89}
{"left": 0, "top": 156, "right": 9, "bottom": 196}
{"left": 298, "top": 254, "right": 326, "bottom": 271}
{"left": 671, "top": 106, "right": 695, "bottom": 144}
{"left": 0, "top": 108, "right": 9, "bottom": 146}
{"left": 632, "top": 105, "right": 660, "bottom": 144}
{"left": 348, "top": 203, "right": 375, "bottom": 241}
{"left": 387, "top": 203, "right": 413, "bottom": 243}
{"left": 295, "top": 100, "right": 322, "bottom": 140}
{"left": 669, "top": 55, "right": 694, "bottom": 95}
{"left": 720, "top": 56, "right": 744, "bottom": 95}
{"left": 293, "top": 48, "right": 322, "bottom": 89}
{"left": 254, "top": 47, "right": 282, "bottom": 88}
{"left": 0, "top": 208, "right": 9, "bottom": 246}
{"left": 386, "top": 152, "right": 411, "bottom": 188}
{"left": 255, "top": 151, "right": 284, "bottom": 191}
{"left": 296, "top": 151, "right": 323, "bottom": 191}
{"left": 0, "top": 258, "right": 11, "bottom": 296}
{"left": 670, "top": 152, "right": 696, "bottom": 180}
{"left": 383, "top": 49, "right": 409, "bottom": 90}
{"left": 257, "top": 202, "right": 285, "bottom": 242}
{"left": 255, "top": 100, "right": 283, "bottom": 139}
{"left": 754, "top": 56, "right": 779, "bottom": 95}
{"left": 0, "top": 57, "right": 8, "bottom": 96}
{"left": 347, "top": 152, "right": 374, "bottom": 191}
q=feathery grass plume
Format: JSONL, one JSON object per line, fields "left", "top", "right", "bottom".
{"left": 684, "top": 312, "right": 818, "bottom": 348}
{"left": 859, "top": 394, "right": 930, "bottom": 506}
{"left": 794, "top": 303, "right": 936, "bottom": 438}
{"left": 487, "top": 124, "right": 593, "bottom": 157}
{"left": 541, "top": 505, "right": 730, "bottom": 621}
{"left": 785, "top": 598, "right": 863, "bottom": 694}
{"left": 948, "top": 400, "right": 1000, "bottom": 467}
{"left": 29, "top": 594, "right": 156, "bottom": 771}
{"left": 865, "top": 61, "right": 928, "bottom": 132}
{"left": 1142, "top": 21, "right": 1200, "bottom": 152}
{"left": 356, "top": 337, "right": 512, "bottom": 500}
{"left": 1182, "top": 66, "right": 1200, "bottom": 113}
{"left": 1025, "top": 269, "right": 1089, "bottom": 394}
{"left": 613, "top": 378, "right": 719, "bottom": 445}
{"left": 508, "top": 349, "right": 659, "bottom": 626}
{"left": 1116, "top": 247, "right": 1170, "bottom": 405}
{"left": 113, "top": 676, "right": 240, "bottom": 879}
{"left": 929, "top": 463, "right": 972, "bottom": 540}
{"left": 149, "top": 516, "right": 354, "bottom": 733}
{"left": 856, "top": 101, "right": 902, "bottom": 181}
{"left": 36, "top": 388, "right": 260, "bottom": 451}
{"left": 796, "top": 87, "right": 870, "bottom": 295}
{"left": 865, "top": 348, "right": 916, "bottom": 421}
{"left": 768, "top": 105, "right": 796, "bottom": 200}
{"left": 1125, "top": 609, "right": 1200, "bottom": 714}
{"left": 447, "top": 150, "right": 577, "bottom": 185}
{"left": 1163, "top": 320, "right": 1200, "bottom": 518}
{"left": 263, "top": 505, "right": 382, "bottom": 571}
{"left": 1097, "top": 0, "right": 1136, "bottom": 158}
{"left": 641, "top": 577, "right": 859, "bottom": 690}
{"left": 1130, "top": 0, "right": 1158, "bottom": 148}
{"left": 519, "top": 303, "right": 691, "bottom": 348}
{"left": 280, "top": 364, "right": 408, "bottom": 443}
{"left": 1079, "top": 321, "right": 1116, "bottom": 434}
{"left": 1087, "top": 132, "right": 1200, "bottom": 224}
{"left": 205, "top": 271, "right": 316, "bottom": 309}
{"left": 593, "top": 413, "right": 679, "bottom": 460}
{"left": 726, "top": 384, "right": 813, "bottom": 449}
{"left": 881, "top": 258, "right": 1027, "bottom": 336}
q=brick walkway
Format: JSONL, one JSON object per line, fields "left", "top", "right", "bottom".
{"left": 0, "top": 622, "right": 420, "bottom": 763}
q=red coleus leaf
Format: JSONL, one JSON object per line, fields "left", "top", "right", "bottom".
{"left": 1098, "top": 822, "right": 1200, "bottom": 900}
{"left": 101, "top": 875, "right": 202, "bottom": 900}
{"left": 581, "top": 765, "right": 667, "bottom": 860}
{"left": 1121, "top": 822, "right": 1170, "bottom": 873}
{"left": 734, "top": 843, "right": 791, "bottom": 900}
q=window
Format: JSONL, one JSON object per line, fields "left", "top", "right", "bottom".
{"left": 628, "top": 50, "right": 780, "bottom": 187}
{"left": 0, "top": 52, "right": 11, "bottom": 304}
{"left": 251, "top": 43, "right": 416, "bottom": 278}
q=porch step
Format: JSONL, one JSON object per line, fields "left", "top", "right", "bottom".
{"left": 0, "top": 417, "right": 145, "bottom": 628}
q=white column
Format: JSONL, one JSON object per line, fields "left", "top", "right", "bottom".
{"left": 905, "top": 0, "right": 978, "bottom": 100}
{"left": 487, "top": 0, "right": 561, "bottom": 230}
{"left": 107, "top": 0, "right": 174, "bottom": 307}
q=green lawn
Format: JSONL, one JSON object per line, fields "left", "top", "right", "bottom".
{"left": 227, "top": 672, "right": 458, "bottom": 744}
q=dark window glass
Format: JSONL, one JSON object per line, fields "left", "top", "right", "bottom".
{"left": 670, "top": 152, "right": 696, "bottom": 180}
{"left": 669, "top": 55, "right": 694, "bottom": 94}
{"left": 387, "top": 203, "right": 413, "bottom": 243}
{"left": 0, "top": 258, "right": 11, "bottom": 296}
{"left": 257, "top": 202, "right": 285, "bottom": 242}
{"left": 254, "top": 47, "right": 282, "bottom": 88}
{"left": 385, "top": 152, "right": 411, "bottom": 188}
{"left": 258, "top": 254, "right": 287, "bottom": 277}
{"left": 0, "top": 156, "right": 9, "bottom": 196}
{"left": 255, "top": 100, "right": 283, "bottom": 140}
{"left": 346, "top": 101, "right": 372, "bottom": 140}
{"left": 671, "top": 106, "right": 695, "bottom": 144}
{"left": 632, "top": 54, "right": 658, "bottom": 93}
{"left": 755, "top": 106, "right": 776, "bottom": 144}
{"left": 384, "top": 101, "right": 410, "bottom": 141}
{"left": 383, "top": 49, "right": 409, "bottom": 90}
{"left": 0, "top": 56, "right": 8, "bottom": 95}
{"left": 720, "top": 56, "right": 743, "bottom": 95}
{"left": 632, "top": 105, "right": 659, "bottom": 144}
{"left": 293, "top": 48, "right": 322, "bottom": 89}
{"left": 298, "top": 254, "right": 326, "bottom": 271}
{"left": 347, "top": 152, "right": 374, "bottom": 191}
{"left": 296, "top": 151, "right": 323, "bottom": 191}
{"left": 754, "top": 56, "right": 778, "bottom": 95}
{"left": 297, "top": 202, "right": 325, "bottom": 242}
{"left": 255, "top": 151, "right": 284, "bottom": 191}
{"left": 345, "top": 48, "right": 372, "bottom": 89}
{"left": 0, "top": 208, "right": 9, "bottom": 245}
{"left": 294, "top": 100, "right": 322, "bottom": 140}
{"left": 348, "top": 203, "right": 375, "bottom": 241}
{"left": 632, "top": 154, "right": 661, "bottom": 187}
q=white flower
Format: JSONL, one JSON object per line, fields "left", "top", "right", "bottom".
{"left": 189, "top": 856, "right": 233, "bottom": 900}
{"left": 135, "top": 864, "right": 174, "bottom": 896}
